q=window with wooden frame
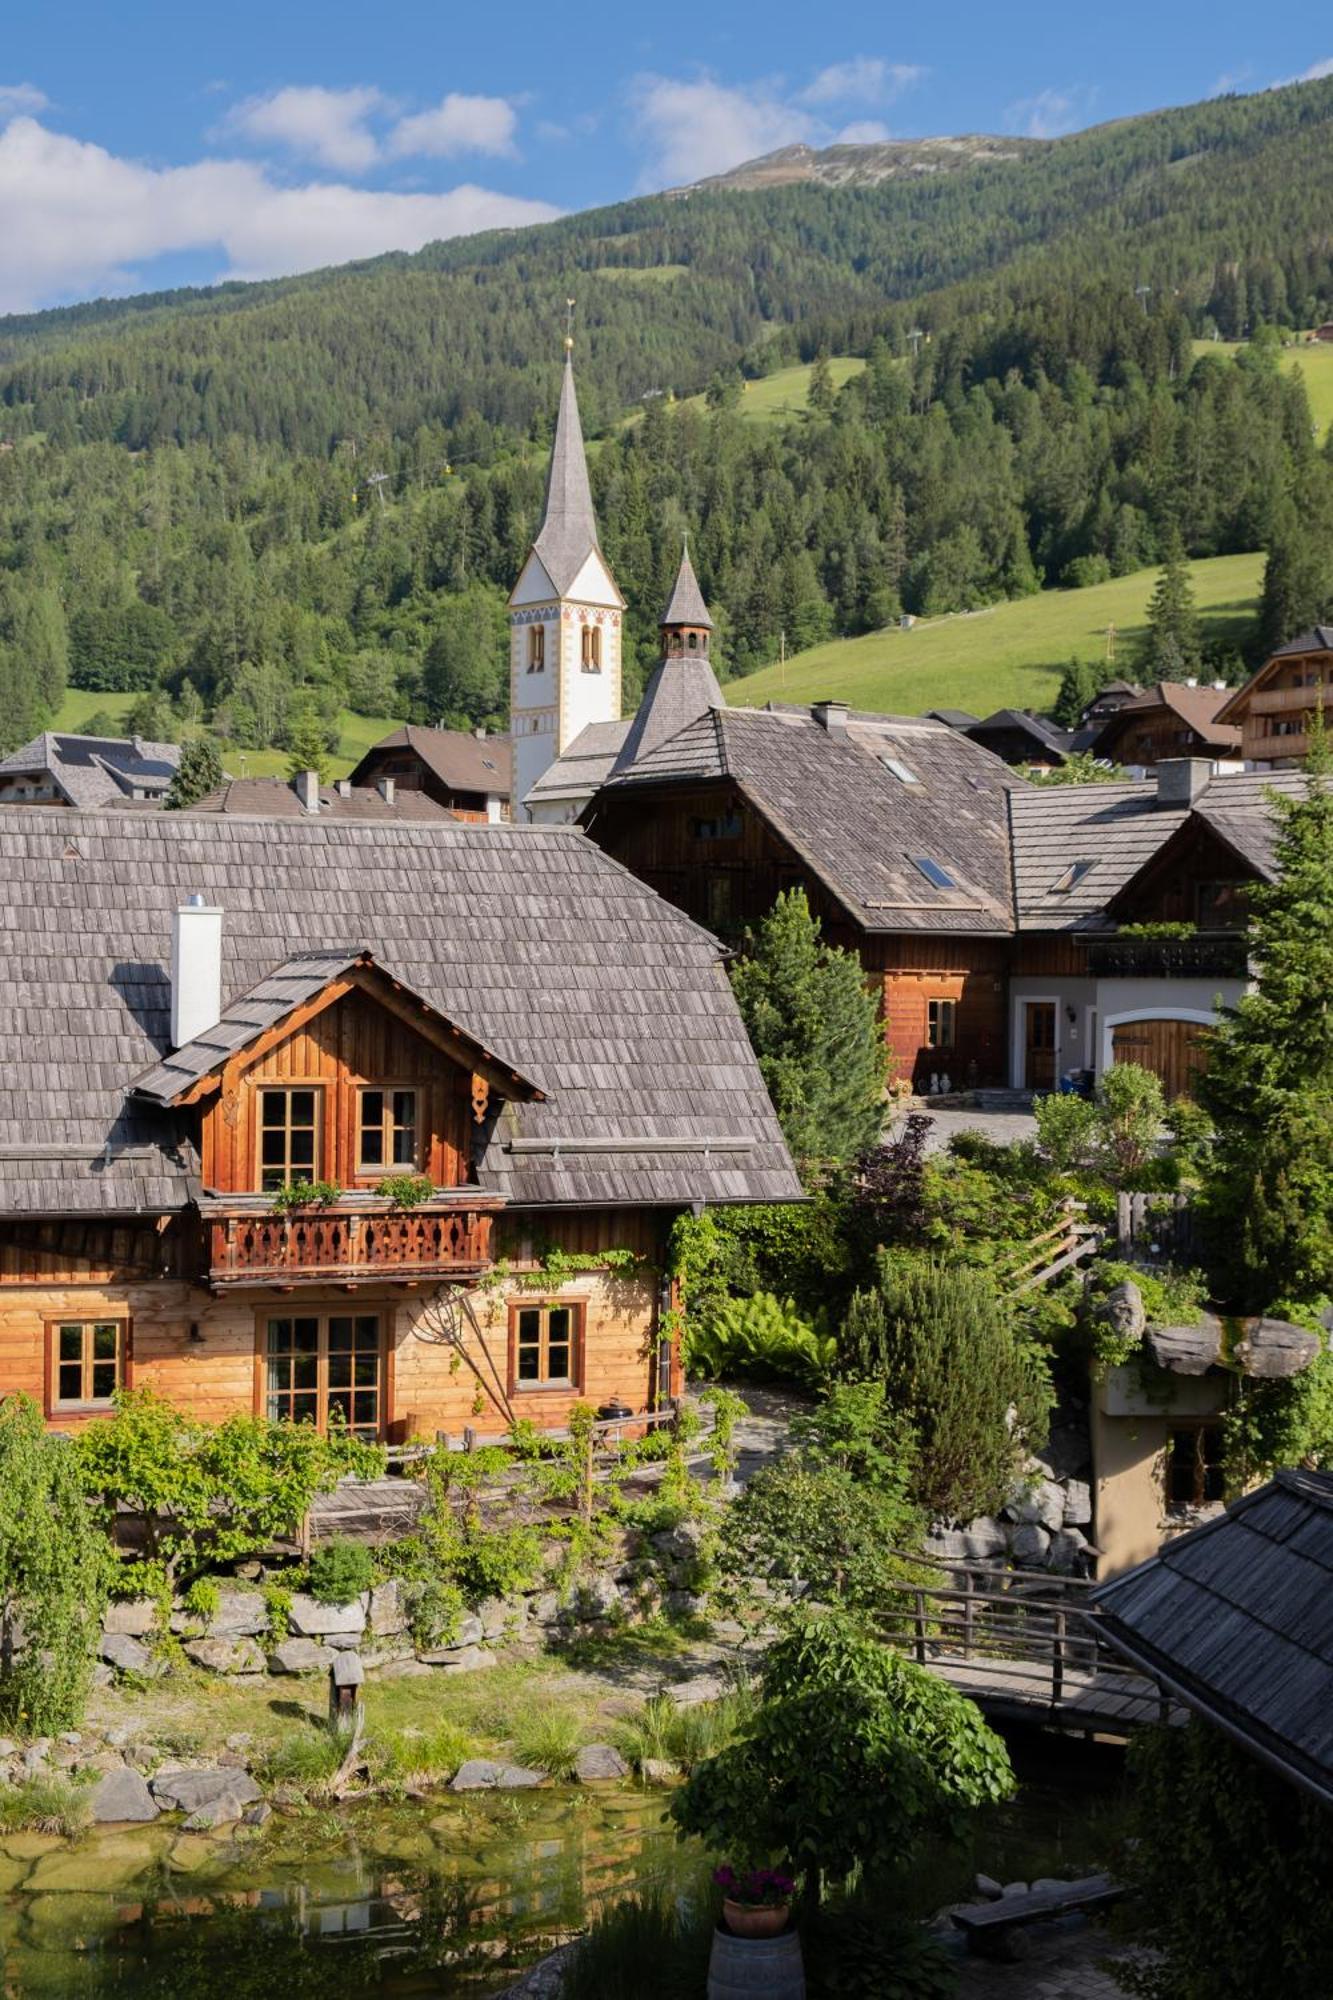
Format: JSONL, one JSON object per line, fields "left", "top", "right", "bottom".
{"left": 1165, "top": 1422, "right": 1225, "bottom": 1511}
{"left": 262, "top": 1311, "right": 384, "bottom": 1440}
{"left": 527, "top": 624, "right": 545, "bottom": 672}
{"left": 356, "top": 1086, "right": 419, "bottom": 1175}
{"left": 47, "top": 1318, "right": 127, "bottom": 1413}
{"left": 510, "top": 1300, "right": 583, "bottom": 1392}
{"left": 926, "top": 998, "right": 956, "bottom": 1049}
{"left": 257, "top": 1085, "right": 321, "bottom": 1191}
{"left": 580, "top": 624, "right": 602, "bottom": 672}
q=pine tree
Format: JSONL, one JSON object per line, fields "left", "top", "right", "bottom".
{"left": 1135, "top": 526, "right": 1203, "bottom": 683}
{"left": 1259, "top": 500, "right": 1333, "bottom": 656}
{"left": 164, "top": 736, "right": 225, "bottom": 810}
{"left": 807, "top": 351, "right": 836, "bottom": 416}
{"left": 284, "top": 721, "right": 331, "bottom": 783}
{"left": 1052, "top": 656, "right": 1103, "bottom": 728}
{"left": 730, "top": 888, "right": 888, "bottom": 1173}
{"left": 1198, "top": 723, "right": 1333, "bottom": 1308}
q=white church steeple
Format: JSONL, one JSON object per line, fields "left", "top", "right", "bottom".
{"left": 508, "top": 319, "right": 623, "bottom": 818}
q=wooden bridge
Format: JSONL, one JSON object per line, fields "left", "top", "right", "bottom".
{"left": 883, "top": 1554, "right": 1182, "bottom": 1736}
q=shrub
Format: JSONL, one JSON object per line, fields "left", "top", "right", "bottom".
{"left": 686, "top": 1291, "right": 835, "bottom": 1387}
{"left": 619, "top": 1686, "right": 756, "bottom": 1774}
{"left": 308, "top": 1538, "right": 375, "bottom": 1606}
{"left": 560, "top": 1886, "right": 715, "bottom": 2000}
{"left": 183, "top": 1577, "right": 221, "bottom": 1621}
{"left": 1033, "top": 1091, "right": 1099, "bottom": 1172}
{"left": 1096, "top": 1062, "right": 1167, "bottom": 1183}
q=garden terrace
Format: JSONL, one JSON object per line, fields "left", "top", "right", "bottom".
{"left": 199, "top": 1191, "right": 503, "bottom": 1290}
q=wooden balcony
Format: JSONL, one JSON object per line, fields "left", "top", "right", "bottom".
{"left": 1248, "top": 683, "right": 1332, "bottom": 716}
{"left": 200, "top": 1192, "right": 502, "bottom": 1290}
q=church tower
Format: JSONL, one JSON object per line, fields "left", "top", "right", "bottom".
{"left": 508, "top": 333, "right": 624, "bottom": 818}
{"left": 610, "top": 542, "right": 723, "bottom": 775}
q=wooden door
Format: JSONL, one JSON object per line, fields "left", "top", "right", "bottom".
{"left": 1111, "top": 1018, "right": 1209, "bottom": 1101}
{"left": 1024, "top": 1003, "right": 1057, "bottom": 1090}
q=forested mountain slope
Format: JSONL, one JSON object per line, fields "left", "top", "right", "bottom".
{"left": 2, "top": 78, "right": 1333, "bottom": 758}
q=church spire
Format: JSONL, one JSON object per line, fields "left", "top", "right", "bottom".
{"left": 532, "top": 336, "right": 601, "bottom": 597}
{"left": 611, "top": 540, "right": 723, "bottom": 775}
{"left": 660, "top": 540, "right": 713, "bottom": 638}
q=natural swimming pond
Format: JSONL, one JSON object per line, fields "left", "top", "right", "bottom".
{"left": 0, "top": 1732, "right": 1128, "bottom": 1996}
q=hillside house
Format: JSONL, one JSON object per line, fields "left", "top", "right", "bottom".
{"left": 1088, "top": 681, "right": 1241, "bottom": 770}
{"left": 191, "top": 772, "right": 460, "bottom": 822}
{"left": 1215, "top": 627, "right": 1333, "bottom": 769}
{"left": 0, "top": 810, "right": 796, "bottom": 1441}
{"left": 965, "top": 708, "right": 1083, "bottom": 772}
{"left": 1078, "top": 678, "right": 1142, "bottom": 728}
{"left": 347, "top": 726, "right": 511, "bottom": 822}
{"left": 0, "top": 731, "right": 181, "bottom": 808}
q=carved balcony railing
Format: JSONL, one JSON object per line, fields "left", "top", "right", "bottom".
{"left": 1085, "top": 935, "right": 1249, "bottom": 980}
{"left": 200, "top": 1193, "right": 502, "bottom": 1289}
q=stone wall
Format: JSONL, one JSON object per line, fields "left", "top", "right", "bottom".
{"left": 924, "top": 1414, "right": 1095, "bottom": 1576}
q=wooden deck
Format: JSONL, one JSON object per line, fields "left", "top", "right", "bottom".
{"left": 928, "top": 1652, "right": 1181, "bottom": 1732}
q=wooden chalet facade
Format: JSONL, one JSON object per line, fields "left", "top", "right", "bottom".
{"left": 1088, "top": 681, "right": 1241, "bottom": 769}
{"left": 1215, "top": 627, "right": 1333, "bottom": 768}
{"left": 348, "top": 725, "right": 512, "bottom": 822}
{"left": 0, "top": 810, "right": 797, "bottom": 1440}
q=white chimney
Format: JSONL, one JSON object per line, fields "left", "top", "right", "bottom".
{"left": 811, "top": 699, "right": 850, "bottom": 736}
{"left": 292, "top": 769, "right": 320, "bottom": 812}
{"left": 378, "top": 777, "right": 396, "bottom": 805}
{"left": 171, "top": 897, "right": 223, "bottom": 1050}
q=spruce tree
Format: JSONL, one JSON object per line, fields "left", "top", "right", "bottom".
{"left": 807, "top": 350, "right": 836, "bottom": 416}
{"left": 1052, "top": 656, "right": 1102, "bottom": 729}
{"left": 730, "top": 888, "right": 888, "bottom": 1173}
{"left": 284, "top": 720, "right": 331, "bottom": 782}
{"left": 1198, "top": 723, "right": 1333, "bottom": 1307}
{"left": 164, "top": 736, "right": 225, "bottom": 810}
{"left": 1259, "top": 499, "right": 1333, "bottom": 656}
{"left": 1135, "top": 526, "right": 1203, "bottom": 683}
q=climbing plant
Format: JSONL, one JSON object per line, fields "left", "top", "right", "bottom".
{"left": 0, "top": 1394, "right": 116, "bottom": 1733}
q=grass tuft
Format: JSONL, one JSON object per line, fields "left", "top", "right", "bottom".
{"left": 509, "top": 1707, "right": 587, "bottom": 1780}
{"left": 368, "top": 1720, "right": 472, "bottom": 1785}
{"left": 0, "top": 1773, "right": 92, "bottom": 1837}
{"left": 617, "top": 1682, "right": 755, "bottom": 1775}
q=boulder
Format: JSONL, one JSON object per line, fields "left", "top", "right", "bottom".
{"left": 477, "top": 1596, "right": 521, "bottom": 1641}
{"left": 528, "top": 1592, "right": 562, "bottom": 1628}
{"left": 923, "top": 1528, "right": 970, "bottom": 1561}
{"left": 640, "top": 1758, "right": 682, "bottom": 1784}
{"left": 99, "top": 1632, "right": 155, "bottom": 1676}
{"left": 449, "top": 1759, "right": 545, "bottom": 1792}
{"left": 182, "top": 1790, "right": 250, "bottom": 1830}
{"left": 268, "top": 1637, "right": 336, "bottom": 1676}
{"left": 572, "top": 1575, "right": 622, "bottom": 1621}
{"left": 663, "top": 1590, "right": 707, "bottom": 1619}
{"left": 1000, "top": 1881, "right": 1029, "bottom": 1899}
{"left": 150, "top": 1768, "right": 262, "bottom": 1815}
{"left": 422, "top": 1644, "right": 497, "bottom": 1674}
{"left": 367, "top": 1580, "right": 409, "bottom": 1638}
{"left": 103, "top": 1599, "right": 158, "bottom": 1638}
{"left": 286, "top": 1593, "right": 366, "bottom": 1639}
{"left": 1047, "top": 1528, "right": 1090, "bottom": 1575}
{"left": 1061, "top": 1480, "right": 1093, "bottom": 1528}
{"left": 205, "top": 1590, "right": 270, "bottom": 1638}
{"left": 1010, "top": 1524, "right": 1052, "bottom": 1565}
{"left": 168, "top": 1834, "right": 222, "bottom": 1873}
{"left": 1034, "top": 1425, "right": 1092, "bottom": 1482}
{"left": 962, "top": 1516, "right": 1008, "bottom": 1560}
{"left": 1010, "top": 1480, "right": 1065, "bottom": 1532}
{"left": 574, "top": 1743, "right": 628, "bottom": 1783}
{"left": 244, "top": 1801, "right": 273, "bottom": 1828}
{"left": 183, "top": 1637, "right": 265, "bottom": 1676}
{"left": 974, "top": 1874, "right": 1004, "bottom": 1900}
{"left": 88, "top": 1767, "right": 159, "bottom": 1825}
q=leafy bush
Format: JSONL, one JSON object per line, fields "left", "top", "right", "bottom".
{"left": 0, "top": 1394, "right": 115, "bottom": 1734}
{"left": 686, "top": 1291, "right": 835, "bottom": 1387}
{"left": 1033, "top": 1091, "right": 1100, "bottom": 1171}
{"left": 183, "top": 1577, "right": 221, "bottom": 1620}
{"left": 308, "top": 1538, "right": 375, "bottom": 1606}
{"left": 810, "top": 1905, "right": 959, "bottom": 1999}
{"left": 1096, "top": 1062, "right": 1167, "bottom": 1182}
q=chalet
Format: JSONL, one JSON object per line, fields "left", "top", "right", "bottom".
{"left": 1088, "top": 681, "right": 1241, "bottom": 771}
{"left": 1215, "top": 627, "right": 1333, "bottom": 769}
{"left": 579, "top": 556, "right": 1021, "bottom": 1090}
{"left": 347, "top": 726, "right": 511, "bottom": 822}
{"left": 191, "top": 771, "right": 460, "bottom": 822}
{"left": 1008, "top": 761, "right": 1302, "bottom": 1094}
{"left": 0, "top": 731, "right": 181, "bottom": 808}
{"left": 964, "top": 708, "right": 1082, "bottom": 772}
{"left": 0, "top": 809, "right": 797, "bottom": 1440}
{"left": 1078, "top": 678, "right": 1142, "bottom": 728}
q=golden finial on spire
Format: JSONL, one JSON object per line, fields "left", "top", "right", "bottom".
{"left": 564, "top": 296, "right": 575, "bottom": 355}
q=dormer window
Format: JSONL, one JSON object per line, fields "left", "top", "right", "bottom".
{"left": 358, "top": 1087, "right": 419, "bottom": 1174}
{"left": 527, "top": 625, "right": 545, "bottom": 673}
{"left": 259, "top": 1087, "right": 321, "bottom": 1191}
{"left": 581, "top": 625, "right": 602, "bottom": 672}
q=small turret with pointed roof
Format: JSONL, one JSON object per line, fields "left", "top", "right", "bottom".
{"left": 611, "top": 541, "right": 724, "bottom": 775}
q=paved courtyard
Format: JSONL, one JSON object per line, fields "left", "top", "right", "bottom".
{"left": 953, "top": 1920, "right": 1144, "bottom": 1997}
{"left": 889, "top": 1104, "right": 1039, "bottom": 1154}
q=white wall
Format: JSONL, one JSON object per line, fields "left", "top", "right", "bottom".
{"left": 1008, "top": 977, "right": 1096, "bottom": 1089}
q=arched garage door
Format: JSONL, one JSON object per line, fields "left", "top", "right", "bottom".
{"left": 1111, "top": 1017, "right": 1210, "bottom": 1101}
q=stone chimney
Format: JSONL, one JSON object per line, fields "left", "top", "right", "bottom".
{"left": 335, "top": 778, "right": 352, "bottom": 798}
{"left": 1156, "top": 758, "right": 1213, "bottom": 808}
{"left": 811, "top": 700, "right": 850, "bottom": 736}
{"left": 378, "top": 777, "right": 396, "bottom": 806}
{"left": 171, "top": 896, "right": 223, "bottom": 1049}
{"left": 292, "top": 769, "right": 321, "bottom": 812}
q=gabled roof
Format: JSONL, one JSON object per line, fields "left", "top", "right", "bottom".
{"left": 1094, "top": 1470, "right": 1333, "bottom": 1808}
{"left": 660, "top": 545, "right": 713, "bottom": 630}
{"left": 0, "top": 732, "right": 181, "bottom": 807}
{"left": 1010, "top": 771, "right": 1306, "bottom": 930}
{"left": 969, "top": 710, "right": 1076, "bottom": 759}
{"left": 1217, "top": 630, "right": 1333, "bottom": 725}
{"left": 530, "top": 356, "right": 603, "bottom": 597}
{"left": 598, "top": 704, "right": 1022, "bottom": 935}
{"left": 130, "top": 950, "right": 545, "bottom": 1109}
{"left": 1270, "top": 626, "right": 1333, "bottom": 659}
{"left": 1092, "top": 682, "right": 1241, "bottom": 755}
{"left": 348, "top": 726, "right": 511, "bottom": 797}
{"left": 190, "top": 777, "right": 458, "bottom": 821}
{"left": 525, "top": 719, "right": 632, "bottom": 806}
{"left": 926, "top": 708, "right": 980, "bottom": 730}
{"left": 0, "top": 809, "right": 799, "bottom": 1216}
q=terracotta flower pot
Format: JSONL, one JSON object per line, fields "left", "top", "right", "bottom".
{"left": 722, "top": 1897, "right": 790, "bottom": 1939}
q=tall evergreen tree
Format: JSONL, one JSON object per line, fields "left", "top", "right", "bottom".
{"left": 1258, "top": 499, "right": 1333, "bottom": 656}
{"left": 730, "top": 888, "right": 887, "bottom": 1173}
{"left": 1135, "top": 526, "right": 1203, "bottom": 682}
{"left": 164, "top": 736, "right": 224, "bottom": 810}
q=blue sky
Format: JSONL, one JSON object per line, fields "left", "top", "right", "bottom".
{"left": 0, "top": 0, "right": 1328, "bottom": 314}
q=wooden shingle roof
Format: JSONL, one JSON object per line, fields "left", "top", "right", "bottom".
{"left": 0, "top": 810, "right": 799, "bottom": 1216}
{"left": 1095, "top": 1470, "right": 1333, "bottom": 1806}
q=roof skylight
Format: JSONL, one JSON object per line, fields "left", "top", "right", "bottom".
{"left": 881, "top": 756, "right": 920, "bottom": 784}
{"left": 911, "top": 856, "right": 957, "bottom": 890}
{"left": 1052, "top": 860, "right": 1095, "bottom": 893}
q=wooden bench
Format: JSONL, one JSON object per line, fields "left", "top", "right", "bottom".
{"left": 951, "top": 1873, "right": 1124, "bottom": 1956}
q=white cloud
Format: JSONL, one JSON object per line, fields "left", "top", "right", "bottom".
{"left": 0, "top": 82, "right": 48, "bottom": 119}
{"left": 1004, "top": 86, "right": 1095, "bottom": 139}
{"left": 389, "top": 93, "right": 519, "bottom": 160}
{"left": 799, "top": 58, "right": 924, "bottom": 106}
{"left": 833, "top": 120, "right": 892, "bottom": 145}
{"left": 223, "top": 85, "right": 389, "bottom": 173}
{"left": 0, "top": 115, "right": 557, "bottom": 312}
{"left": 1293, "top": 56, "right": 1333, "bottom": 82}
